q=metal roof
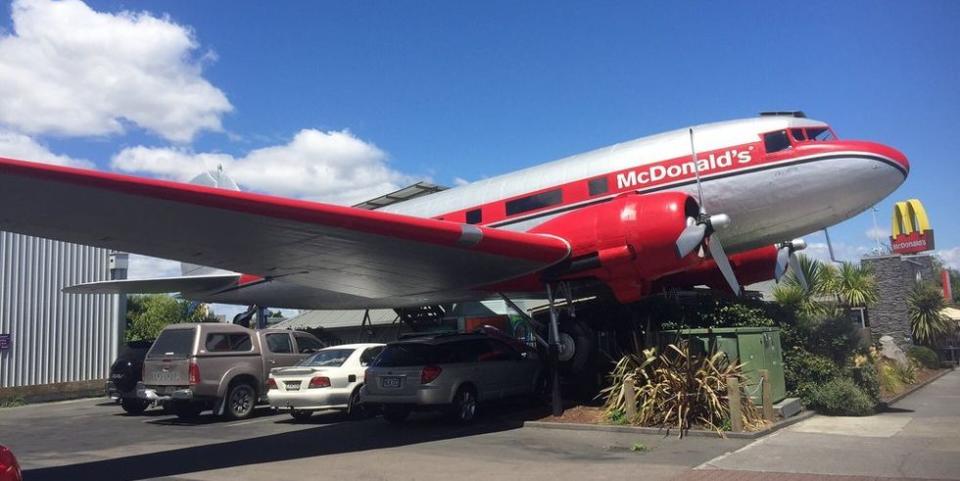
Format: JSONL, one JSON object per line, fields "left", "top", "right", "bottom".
{"left": 352, "top": 181, "right": 449, "bottom": 210}
{"left": 273, "top": 309, "right": 398, "bottom": 330}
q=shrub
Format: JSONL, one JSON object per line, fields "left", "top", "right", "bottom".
{"left": 783, "top": 348, "right": 839, "bottom": 403}
{"left": 807, "top": 317, "right": 862, "bottom": 364}
{"left": 895, "top": 361, "right": 917, "bottom": 384}
{"left": 601, "top": 343, "right": 764, "bottom": 436}
{"left": 908, "top": 284, "right": 951, "bottom": 345}
{"left": 808, "top": 377, "right": 876, "bottom": 416}
{"left": 847, "top": 363, "right": 881, "bottom": 403}
{"left": 907, "top": 345, "right": 940, "bottom": 369}
{"left": 877, "top": 361, "right": 904, "bottom": 394}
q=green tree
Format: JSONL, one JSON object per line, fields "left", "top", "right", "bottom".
{"left": 773, "top": 254, "right": 833, "bottom": 319}
{"left": 827, "top": 262, "right": 879, "bottom": 312}
{"left": 125, "top": 294, "right": 218, "bottom": 341}
{"left": 908, "top": 283, "right": 951, "bottom": 346}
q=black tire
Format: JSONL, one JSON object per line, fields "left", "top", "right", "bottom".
{"left": 289, "top": 409, "right": 313, "bottom": 422}
{"left": 120, "top": 397, "right": 150, "bottom": 415}
{"left": 447, "top": 386, "right": 479, "bottom": 424}
{"left": 346, "top": 388, "right": 368, "bottom": 420}
{"left": 382, "top": 405, "right": 410, "bottom": 424}
{"left": 172, "top": 401, "right": 203, "bottom": 419}
{"left": 224, "top": 382, "right": 257, "bottom": 420}
{"left": 530, "top": 372, "right": 551, "bottom": 407}
{"left": 558, "top": 318, "right": 595, "bottom": 377}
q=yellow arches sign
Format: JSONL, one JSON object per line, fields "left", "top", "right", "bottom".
{"left": 890, "top": 199, "right": 934, "bottom": 254}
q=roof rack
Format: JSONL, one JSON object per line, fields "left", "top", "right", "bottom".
{"left": 759, "top": 111, "right": 806, "bottom": 118}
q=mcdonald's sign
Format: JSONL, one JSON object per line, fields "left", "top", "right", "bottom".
{"left": 890, "top": 199, "right": 935, "bottom": 255}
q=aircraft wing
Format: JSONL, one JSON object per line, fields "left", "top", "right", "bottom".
{"left": 63, "top": 274, "right": 242, "bottom": 295}
{"left": 0, "top": 157, "right": 570, "bottom": 301}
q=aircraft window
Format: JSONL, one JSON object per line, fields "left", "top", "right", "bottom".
{"left": 505, "top": 189, "right": 563, "bottom": 216}
{"left": 790, "top": 128, "right": 806, "bottom": 142}
{"left": 807, "top": 127, "right": 836, "bottom": 141}
{"left": 588, "top": 177, "right": 608, "bottom": 196}
{"left": 763, "top": 130, "right": 791, "bottom": 153}
{"left": 466, "top": 209, "right": 482, "bottom": 224}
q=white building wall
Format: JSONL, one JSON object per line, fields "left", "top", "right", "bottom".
{"left": 0, "top": 231, "right": 120, "bottom": 388}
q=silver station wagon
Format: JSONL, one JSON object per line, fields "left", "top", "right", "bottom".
{"left": 267, "top": 343, "right": 385, "bottom": 421}
{"left": 361, "top": 332, "right": 544, "bottom": 423}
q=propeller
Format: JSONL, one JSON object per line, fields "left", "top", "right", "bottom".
{"left": 774, "top": 238, "right": 809, "bottom": 290}
{"left": 674, "top": 129, "right": 742, "bottom": 295}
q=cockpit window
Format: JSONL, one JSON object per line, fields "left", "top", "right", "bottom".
{"left": 806, "top": 127, "right": 836, "bottom": 141}
{"left": 763, "top": 130, "right": 791, "bottom": 153}
{"left": 790, "top": 128, "right": 806, "bottom": 141}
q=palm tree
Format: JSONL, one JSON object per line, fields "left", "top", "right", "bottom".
{"left": 908, "top": 283, "right": 951, "bottom": 346}
{"left": 773, "top": 254, "right": 833, "bottom": 319}
{"left": 828, "top": 262, "right": 879, "bottom": 312}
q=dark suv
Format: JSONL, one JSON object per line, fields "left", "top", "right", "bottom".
{"left": 107, "top": 340, "right": 155, "bottom": 414}
{"left": 361, "top": 332, "right": 544, "bottom": 423}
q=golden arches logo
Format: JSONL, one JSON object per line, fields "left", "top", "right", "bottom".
{"left": 890, "top": 199, "right": 934, "bottom": 254}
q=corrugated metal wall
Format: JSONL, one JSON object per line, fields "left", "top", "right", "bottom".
{"left": 0, "top": 232, "right": 120, "bottom": 388}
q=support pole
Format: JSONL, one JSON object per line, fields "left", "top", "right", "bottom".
{"left": 623, "top": 378, "right": 637, "bottom": 420}
{"left": 546, "top": 284, "right": 564, "bottom": 417}
{"left": 256, "top": 306, "right": 268, "bottom": 330}
{"left": 727, "top": 376, "right": 743, "bottom": 432}
{"left": 498, "top": 293, "right": 549, "bottom": 347}
{"left": 759, "top": 369, "right": 774, "bottom": 421}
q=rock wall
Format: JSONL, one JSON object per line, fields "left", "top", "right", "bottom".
{"left": 862, "top": 254, "right": 936, "bottom": 349}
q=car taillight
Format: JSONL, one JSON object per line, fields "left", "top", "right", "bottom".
{"left": 308, "top": 376, "right": 331, "bottom": 389}
{"left": 421, "top": 365, "right": 442, "bottom": 384}
{"left": 188, "top": 362, "right": 201, "bottom": 385}
{"left": 266, "top": 378, "right": 278, "bottom": 390}
{"left": 0, "top": 446, "right": 18, "bottom": 473}
{"left": 364, "top": 370, "right": 371, "bottom": 385}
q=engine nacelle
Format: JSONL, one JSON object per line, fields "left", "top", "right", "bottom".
{"left": 531, "top": 192, "right": 699, "bottom": 302}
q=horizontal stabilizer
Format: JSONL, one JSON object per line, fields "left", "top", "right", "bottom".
{"left": 64, "top": 274, "right": 241, "bottom": 295}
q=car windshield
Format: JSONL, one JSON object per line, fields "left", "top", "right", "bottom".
{"left": 298, "top": 348, "right": 355, "bottom": 367}
{"left": 146, "top": 329, "right": 194, "bottom": 360}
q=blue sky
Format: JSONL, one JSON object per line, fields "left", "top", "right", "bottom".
{"left": 2, "top": 0, "right": 959, "bottom": 278}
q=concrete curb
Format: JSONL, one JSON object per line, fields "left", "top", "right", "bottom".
{"left": 880, "top": 366, "right": 954, "bottom": 408}
{"left": 523, "top": 409, "right": 816, "bottom": 439}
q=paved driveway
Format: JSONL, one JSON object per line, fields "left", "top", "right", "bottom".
{"left": 0, "top": 398, "right": 748, "bottom": 481}
{"left": 688, "top": 369, "right": 960, "bottom": 480}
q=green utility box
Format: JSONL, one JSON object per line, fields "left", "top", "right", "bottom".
{"left": 658, "top": 327, "right": 786, "bottom": 404}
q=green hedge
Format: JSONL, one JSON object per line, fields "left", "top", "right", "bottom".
{"left": 807, "top": 377, "right": 876, "bottom": 416}
{"left": 907, "top": 345, "right": 940, "bottom": 369}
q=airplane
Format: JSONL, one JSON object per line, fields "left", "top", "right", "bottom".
{"left": 0, "top": 111, "right": 908, "bottom": 409}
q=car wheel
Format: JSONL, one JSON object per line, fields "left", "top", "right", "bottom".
{"left": 448, "top": 386, "right": 478, "bottom": 424}
{"left": 289, "top": 409, "right": 313, "bottom": 422}
{"left": 382, "top": 405, "right": 410, "bottom": 424}
{"left": 172, "top": 401, "right": 203, "bottom": 419}
{"left": 224, "top": 382, "right": 257, "bottom": 420}
{"left": 120, "top": 397, "right": 150, "bottom": 415}
{"left": 530, "top": 372, "right": 550, "bottom": 406}
{"left": 347, "top": 388, "right": 368, "bottom": 420}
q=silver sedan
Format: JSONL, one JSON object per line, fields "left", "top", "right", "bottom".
{"left": 267, "top": 343, "right": 385, "bottom": 421}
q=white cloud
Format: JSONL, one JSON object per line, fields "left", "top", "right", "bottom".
{"left": 939, "top": 247, "right": 960, "bottom": 270}
{"left": 804, "top": 241, "right": 872, "bottom": 264}
{"left": 866, "top": 226, "right": 888, "bottom": 241}
{"left": 112, "top": 129, "right": 415, "bottom": 205}
{"left": 0, "top": 0, "right": 232, "bottom": 143}
{"left": 0, "top": 129, "right": 93, "bottom": 168}
{"left": 453, "top": 177, "right": 470, "bottom": 186}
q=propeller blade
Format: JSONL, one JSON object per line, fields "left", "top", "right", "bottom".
{"left": 787, "top": 252, "right": 809, "bottom": 291}
{"left": 675, "top": 223, "right": 707, "bottom": 259}
{"left": 707, "top": 234, "right": 741, "bottom": 296}
{"left": 774, "top": 246, "right": 790, "bottom": 281}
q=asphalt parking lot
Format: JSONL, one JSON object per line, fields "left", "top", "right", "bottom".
{"left": 0, "top": 399, "right": 750, "bottom": 481}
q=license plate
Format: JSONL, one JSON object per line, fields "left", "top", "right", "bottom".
{"left": 285, "top": 381, "right": 301, "bottom": 391}
{"left": 381, "top": 376, "right": 402, "bottom": 389}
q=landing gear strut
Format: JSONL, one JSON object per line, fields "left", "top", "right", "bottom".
{"left": 545, "top": 284, "right": 564, "bottom": 417}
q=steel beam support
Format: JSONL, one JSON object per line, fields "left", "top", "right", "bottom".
{"left": 545, "top": 284, "right": 564, "bottom": 417}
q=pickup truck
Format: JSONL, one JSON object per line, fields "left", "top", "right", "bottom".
{"left": 138, "top": 323, "right": 324, "bottom": 420}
